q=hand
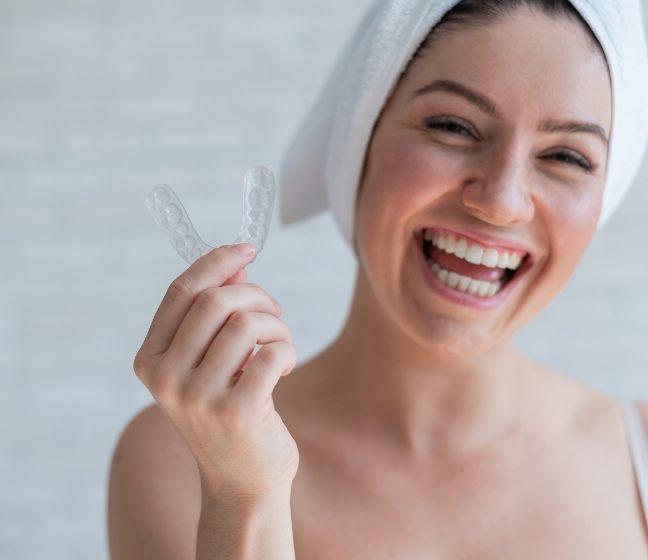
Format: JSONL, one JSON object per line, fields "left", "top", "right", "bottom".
{"left": 133, "top": 244, "right": 299, "bottom": 503}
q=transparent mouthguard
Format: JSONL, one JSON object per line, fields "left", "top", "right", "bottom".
{"left": 145, "top": 166, "right": 276, "bottom": 264}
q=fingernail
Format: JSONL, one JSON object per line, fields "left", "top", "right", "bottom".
{"left": 234, "top": 243, "right": 255, "bottom": 256}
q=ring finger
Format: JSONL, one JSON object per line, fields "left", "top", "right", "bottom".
{"left": 183, "top": 311, "right": 293, "bottom": 399}
{"left": 163, "top": 284, "right": 281, "bottom": 374}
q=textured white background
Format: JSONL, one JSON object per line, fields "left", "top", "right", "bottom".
{"left": 1, "top": 1, "right": 647, "bottom": 558}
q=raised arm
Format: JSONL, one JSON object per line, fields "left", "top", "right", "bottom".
{"left": 108, "top": 244, "right": 299, "bottom": 559}
{"left": 107, "top": 403, "right": 296, "bottom": 560}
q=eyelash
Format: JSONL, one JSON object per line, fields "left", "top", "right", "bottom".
{"left": 423, "top": 116, "right": 594, "bottom": 172}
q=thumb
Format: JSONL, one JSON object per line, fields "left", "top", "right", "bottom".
{"left": 223, "top": 267, "right": 248, "bottom": 286}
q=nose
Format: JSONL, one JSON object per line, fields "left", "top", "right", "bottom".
{"left": 461, "top": 148, "right": 535, "bottom": 227}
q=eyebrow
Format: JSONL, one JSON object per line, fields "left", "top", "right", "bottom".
{"left": 411, "top": 79, "right": 609, "bottom": 147}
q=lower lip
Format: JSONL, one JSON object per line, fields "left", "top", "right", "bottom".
{"left": 413, "top": 234, "right": 530, "bottom": 310}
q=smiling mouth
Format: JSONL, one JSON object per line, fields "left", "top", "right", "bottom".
{"left": 416, "top": 231, "right": 531, "bottom": 301}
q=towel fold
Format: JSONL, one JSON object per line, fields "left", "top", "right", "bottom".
{"left": 279, "top": 0, "right": 648, "bottom": 253}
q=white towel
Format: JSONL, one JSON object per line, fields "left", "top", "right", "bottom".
{"left": 278, "top": 0, "right": 648, "bottom": 253}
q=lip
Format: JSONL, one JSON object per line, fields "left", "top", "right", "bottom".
{"left": 412, "top": 231, "right": 533, "bottom": 310}
{"left": 419, "top": 226, "right": 531, "bottom": 258}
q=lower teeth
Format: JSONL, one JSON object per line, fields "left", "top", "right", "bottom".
{"left": 427, "top": 258, "right": 505, "bottom": 298}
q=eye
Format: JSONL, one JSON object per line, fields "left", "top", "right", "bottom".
{"left": 423, "top": 116, "right": 475, "bottom": 138}
{"left": 543, "top": 150, "right": 594, "bottom": 172}
{"left": 421, "top": 117, "right": 597, "bottom": 172}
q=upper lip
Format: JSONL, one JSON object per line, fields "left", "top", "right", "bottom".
{"left": 418, "top": 226, "right": 534, "bottom": 259}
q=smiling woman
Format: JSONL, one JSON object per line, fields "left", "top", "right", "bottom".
{"left": 351, "top": 3, "right": 614, "bottom": 343}
{"left": 107, "top": 1, "right": 648, "bottom": 559}
{"left": 277, "top": 0, "right": 648, "bottom": 557}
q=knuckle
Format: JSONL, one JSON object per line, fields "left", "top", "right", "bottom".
{"left": 195, "top": 288, "right": 227, "bottom": 314}
{"left": 132, "top": 352, "right": 148, "bottom": 378}
{"left": 225, "top": 310, "right": 254, "bottom": 336}
{"left": 212, "top": 248, "right": 229, "bottom": 262}
{"left": 209, "top": 250, "right": 232, "bottom": 273}
{"left": 249, "top": 283, "right": 278, "bottom": 308}
{"left": 255, "top": 344, "right": 283, "bottom": 368}
{"left": 278, "top": 321, "right": 294, "bottom": 344}
{"left": 167, "top": 276, "right": 194, "bottom": 303}
{"left": 276, "top": 342, "right": 297, "bottom": 372}
{"left": 247, "top": 282, "right": 262, "bottom": 292}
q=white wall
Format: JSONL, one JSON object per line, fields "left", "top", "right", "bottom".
{"left": 1, "top": 1, "right": 647, "bottom": 557}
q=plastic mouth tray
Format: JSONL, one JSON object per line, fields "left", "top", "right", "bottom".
{"left": 146, "top": 166, "right": 276, "bottom": 264}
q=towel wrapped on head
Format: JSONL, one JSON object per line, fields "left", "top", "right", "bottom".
{"left": 278, "top": 0, "right": 648, "bottom": 255}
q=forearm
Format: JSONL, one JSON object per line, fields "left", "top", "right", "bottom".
{"left": 196, "top": 492, "right": 296, "bottom": 560}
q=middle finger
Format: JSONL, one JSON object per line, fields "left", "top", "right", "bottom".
{"left": 163, "top": 283, "right": 282, "bottom": 373}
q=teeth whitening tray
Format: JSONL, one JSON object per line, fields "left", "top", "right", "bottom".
{"left": 146, "top": 166, "right": 277, "bottom": 264}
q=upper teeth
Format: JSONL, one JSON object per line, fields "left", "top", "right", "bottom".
{"left": 424, "top": 230, "right": 525, "bottom": 270}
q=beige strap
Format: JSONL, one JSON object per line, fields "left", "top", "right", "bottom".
{"left": 620, "top": 399, "right": 648, "bottom": 526}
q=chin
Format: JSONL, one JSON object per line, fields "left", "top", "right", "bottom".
{"left": 405, "top": 303, "right": 507, "bottom": 357}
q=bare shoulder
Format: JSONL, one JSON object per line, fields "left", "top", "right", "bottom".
{"left": 107, "top": 403, "right": 201, "bottom": 560}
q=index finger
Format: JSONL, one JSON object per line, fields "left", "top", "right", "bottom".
{"left": 137, "top": 243, "right": 256, "bottom": 360}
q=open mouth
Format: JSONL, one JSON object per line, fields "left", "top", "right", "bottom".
{"left": 414, "top": 228, "right": 532, "bottom": 307}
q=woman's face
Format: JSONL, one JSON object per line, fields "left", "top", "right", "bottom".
{"left": 354, "top": 7, "right": 612, "bottom": 354}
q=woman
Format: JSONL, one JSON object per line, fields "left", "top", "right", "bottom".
{"left": 108, "top": 0, "right": 648, "bottom": 558}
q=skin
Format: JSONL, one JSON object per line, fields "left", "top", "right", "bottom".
{"left": 288, "top": 6, "right": 611, "bottom": 448}
{"left": 273, "top": 5, "right": 648, "bottom": 557}
{"left": 284, "top": 6, "right": 612, "bottom": 457}
{"left": 108, "top": 6, "right": 648, "bottom": 559}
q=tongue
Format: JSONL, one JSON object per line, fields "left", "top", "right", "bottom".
{"left": 430, "top": 247, "right": 507, "bottom": 282}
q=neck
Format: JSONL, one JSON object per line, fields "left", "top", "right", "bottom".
{"left": 309, "top": 266, "right": 539, "bottom": 459}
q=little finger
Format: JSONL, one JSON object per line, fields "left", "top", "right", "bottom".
{"left": 232, "top": 341, "right": 297, "bottom": 406}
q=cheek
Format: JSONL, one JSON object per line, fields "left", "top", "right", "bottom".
{"left": 364, "top": 137, "right": 464, "bottom": 212}
{"left": 536, "top": 185, "right": 602, "bottom": 296}
{"left": 545, "top": 185, "right": 602, "bottom": 258}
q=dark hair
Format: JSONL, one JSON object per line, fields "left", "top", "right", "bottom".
{"left": 410, "top": 0, "right": 605, "bottom": 65}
